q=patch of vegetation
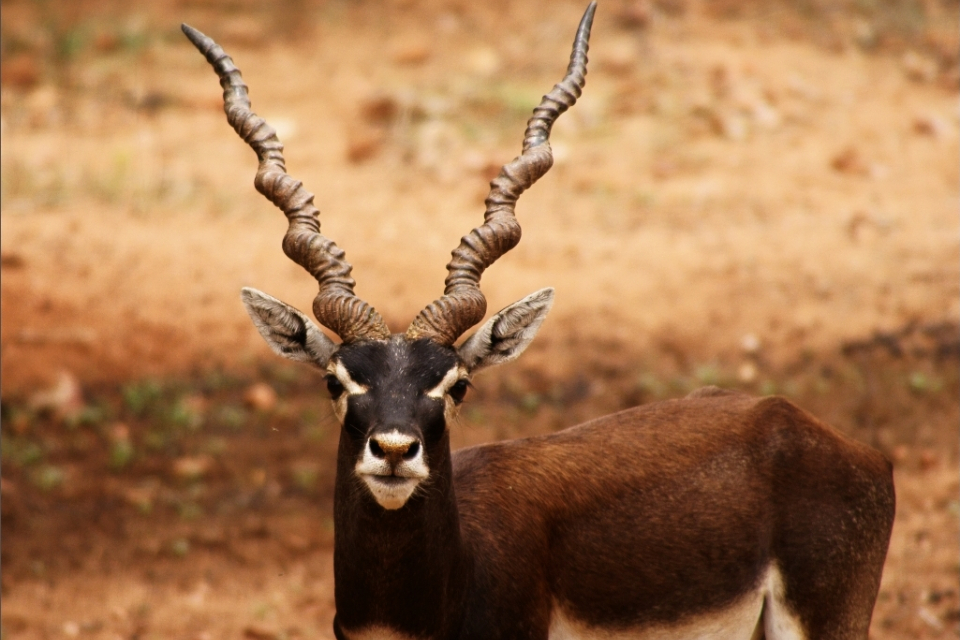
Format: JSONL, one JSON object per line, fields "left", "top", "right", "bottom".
{"left": 66, "top": 403, "right": 111, "bottom": 429}
{"left": 169, "top": 537, "right": 191, "bottom": 557}
{"left": 212, "top": 403, "right": 248, "bottom": 432}
{"left": 165, "top": 397, "right": 204, "bottom": 431}
{"left": 31, "top": 464, "right": 65, "bottom": 491}
{"left": 1, "top": 437, "right": 44, "bottom": 467}
{"left": 121, "top": 379, "right": 164, "bottom": 418}
{"left": 109, "top": 439, "right": 135, "bottom": 470}
{"left": 289, "top": 462, "right": 321, "bottom": 493}
{"left": 907, "top": 371, "right": 944, "bottom": 394}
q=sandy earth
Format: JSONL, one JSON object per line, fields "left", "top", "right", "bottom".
{"left": 1, "top": 0, "right": 958, "bottom": 638}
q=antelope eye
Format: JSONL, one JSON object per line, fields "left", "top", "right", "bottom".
{"left": 325, "top": 375, "right": 345, "bottom": 399}
{"left": 449, "top": 379, "right": 470, "bottom": 405}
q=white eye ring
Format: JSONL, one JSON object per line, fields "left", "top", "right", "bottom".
{"left": 327, "top": 361, "right": 368, "bottom": 396}
{"left": 425, "top": 365, "right": 468, "bottom": 399}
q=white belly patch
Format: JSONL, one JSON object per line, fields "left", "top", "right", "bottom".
{"left": 548, "top": 566, "right": 807, "bottom": 640}
{"left": 338, "top": 625, "right": 422, "bottom": 640}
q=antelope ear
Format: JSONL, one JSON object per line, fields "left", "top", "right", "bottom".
{"left": 241, "top": 287, "right": 337, "bottom": 368}
{"left": 458, "top": 288, "right": 554, "bottom": 373}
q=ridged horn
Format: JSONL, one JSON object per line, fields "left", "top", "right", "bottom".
{"left": 406, "top": 2, "right": 596, "bottom": 346}
{"left": 182, "top": 24, "right": 391, "bottom": 343}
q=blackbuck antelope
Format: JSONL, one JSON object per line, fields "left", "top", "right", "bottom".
{"left": 183, "top": 4, "right": 895, "bottom": 639}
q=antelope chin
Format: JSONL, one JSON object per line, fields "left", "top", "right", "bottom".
{"left": 361, "top": 474, "right": 421, "bottom": 510}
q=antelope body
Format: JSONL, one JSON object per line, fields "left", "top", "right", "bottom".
{"left": 183, "top": 5, "right": 894, "bottom": 639}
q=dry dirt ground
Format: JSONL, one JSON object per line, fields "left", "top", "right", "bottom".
{"left": 1, "top": 0, "right": 958, "bottom": 638}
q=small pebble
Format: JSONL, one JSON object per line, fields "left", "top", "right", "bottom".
{"left": 740, "top": 333, "right": 761, "bottom": 354}
{"left": 244, "top": 383, "right": 278, "bottom": 412}
{"left": 173, "top": 455, "right": 214, "bottom": 480}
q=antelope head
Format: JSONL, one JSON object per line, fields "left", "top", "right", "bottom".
{"left": 182, "top": 4, "right": 594, "bottom": 511}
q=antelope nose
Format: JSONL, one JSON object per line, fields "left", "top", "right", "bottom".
{"left": 369, "top": 434, "right": 421, "bottom": 466}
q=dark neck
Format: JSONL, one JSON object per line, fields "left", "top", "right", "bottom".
{"left": 333, "top": 432, "right": 471, "bottom": 639}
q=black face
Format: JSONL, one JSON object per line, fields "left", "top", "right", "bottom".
{"left": 330, "top": 336, "right": 463, "bottom": 461}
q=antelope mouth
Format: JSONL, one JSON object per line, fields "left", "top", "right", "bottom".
{"left": 367, "top": 474, "right": 414, "bottom": 487}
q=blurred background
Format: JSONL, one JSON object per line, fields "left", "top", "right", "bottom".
{"left": 1, "top": 0, "right": 957, "bottom": 637}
